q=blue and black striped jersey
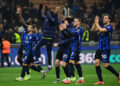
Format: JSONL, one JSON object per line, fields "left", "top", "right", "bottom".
{"left": 71, "top": 26, "right": 83, "bottom": 52}
{"left": 24, "top": 33, "right": 35, "bottom": 57}
{"left": 32, "top": 32, "right": 42, "bottom": 49}
{"left": 98, "top": 25, "right": 113, "bottom": 50}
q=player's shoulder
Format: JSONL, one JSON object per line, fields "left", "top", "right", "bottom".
{"left": 79, "top": 26, "right": 83, "bottom": 32}
{"left": 106, "top": 24, "right": 113, "bottom": 31}
{"left": 106, "top": 24, "right": 113, "bottom": 29}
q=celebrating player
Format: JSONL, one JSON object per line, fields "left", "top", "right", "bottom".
{"left": 91, "top": 14, "right": 120, "bottom": 85}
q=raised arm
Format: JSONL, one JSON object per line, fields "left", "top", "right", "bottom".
{"left": 95, "top": 16, "right": 107, "bottom": 32}
{"left": 91, "top": 23, "right": 96, "bottom": 32}
{"left": 38, "top": 4, "right": 46, "bottom": 20}
{"left": 57, "top": 37, "right": 73, "bottom": 46}
{"left": 44, "top": 6, "right": 56, "bottom": 22}
{"left": 16, "top": 6, "right": 28, "bottom": 27}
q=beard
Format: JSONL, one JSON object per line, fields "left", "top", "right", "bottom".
{"left": 103, "top": 21, "right": 107, "bottom": 25}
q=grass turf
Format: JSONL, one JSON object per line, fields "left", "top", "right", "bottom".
{"left": 0, "top": 64, "right": 120, "bottom": 86}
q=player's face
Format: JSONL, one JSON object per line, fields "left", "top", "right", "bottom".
{"left": 64, "top": 20, "right": 69, "bottom": 26}
{"left": 33, "top": 27, "right": 38, "bottom": 33}
{"left": 27, "top": 25, "right": 33, "bottom": 32}
{"left": 103, "top": 16, "right": 110, "bottom": 24}
{"left": 74, "top": 19, "right": 80, "bottom": 27}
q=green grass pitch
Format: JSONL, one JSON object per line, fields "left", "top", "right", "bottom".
{"left": 0, "top": 64, "right": 120, "bottom": 86}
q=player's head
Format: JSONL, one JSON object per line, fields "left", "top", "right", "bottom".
{"left": 32, "top": 24, "right": 38, "bottom": 33}
{"left": 59, "top": 23, "right": 66, "bottom": 31}
{"left": 64, "top": 17, "right": 72, "bottom": 26}
{"left": 27, "top": 25, "right": 33, "bottom": 32}
{"left": 74, "top": 18, "right": 81, "bottom": 27}
{"left": 64, "top": 20, "right": 69, "bottom": 26}
{"left": 103, "top": 14, "right": 111, "bottom": 24}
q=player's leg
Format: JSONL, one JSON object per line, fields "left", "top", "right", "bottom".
{"left": 17, "top": 54, "right": 23, "bottom": 66}
{"left": 68, "top": 51, "right": 77, "bottom": 83}
{"left": 24, "top": 67, "right": 31, "bottom": 80}
{"left": 103, "top": 63, "right": 120, "bottom": 84}
{"left": 69, "top": 65, "right": 76, "bottom": 81}
{"left": 63, "top": 50, "right": 76, "bottom": 82}
{"left": 15, "top": 56, "right": 32, "bottom": 81}
{"left": 75, "top": 62, "right": 84, "bottom": 83}
{"left": 17, "top": 45, "right": 23, "bottom": 66}
{"left": 61, "top": 61, "right": 71, "bottom": 84}
{"left": 34, "top": 38, "right": 45, "bottom": 61}
{"left": 53, "top": 48, "right": 64, "bottom": 83}
{"left": 45, "top": 40, "right": 54, "bottom": 72}
{"left": 29, "top": 56, "right": 46, "bottom": 80}
{"left": 15, "top": 63, "right": 29, "bottom": 81}
{"left": 102, "top": 50, "right": 120, "bottom": 84}
{"left": 62, "top": 49, "right": 72, "bottom": 84}
{"left": 53, "top": 59, "right": 61, "bottom": 83}
{"left": 72, "top": 51, "right": 84, "bottom": 84}
{"left": 94, "top": 50, "right": 104, "bottom": 85}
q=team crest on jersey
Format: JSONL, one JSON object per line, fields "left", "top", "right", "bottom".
{"left": 63, "top": 54, "right": 68, "bottom": 58}
{"left": 30, "top": 36, "right": 32, "bottom": 39}
{"left": 77, "top": 29, "right": 80, "bottom": 32}
{"left": 26, "top": 37, "right": 28, "bottom": 40}
{"left": 107, "top": 26, "right": 110, "bottom": 29}
{"left": 102, "top": 54, "right": 107, "bottom": 59}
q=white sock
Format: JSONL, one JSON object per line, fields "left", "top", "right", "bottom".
{"left": 67, "top": 77, "right": 71, "bottom": 81}
{"left": 48, "top": 65, "right": 52, "bottom": 68}
{"left": 79, "top": 77, "right": 84, "bottom": 80}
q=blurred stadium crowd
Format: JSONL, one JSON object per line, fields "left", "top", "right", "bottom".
{"left": 0, "top": 0, "right": 120, "bottom": 44}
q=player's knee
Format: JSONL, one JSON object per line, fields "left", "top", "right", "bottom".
{"left": 33, "top": 64, "right": 38, "bottom": 67}
{"left": 22, "top": 63, "right": 27, "bottom": 66}
{"left": 75, "top": 61, "right": 80, "bottom": 64}
{"left": 95, "top": 61, "right": 100, "bottom": 66}
{"left": 69, "top": 60, "right": 75, "bottom": 64}
{"left": 61, "top": 61, "right": 67, "bottom": 67}
{"left": 103, "top": 63, "right": 109, "bottom": 68}
{"left": 55, "top": 60, "right": 60, "bottom": 67}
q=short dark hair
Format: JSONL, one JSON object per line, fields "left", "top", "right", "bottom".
{"left": 64, "top": 17, "right": 73, "bottom": 24}
{"left": 103, "top": 13, "right": 112, "bottom": 21}
{"left": 32, "top": 24, "right": 38, "bottom": 30}
{"left": 74, "top": 18, "right": 81, "bottom": 22}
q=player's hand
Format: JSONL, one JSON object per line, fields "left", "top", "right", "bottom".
{"left": 55, "top": 7, "right": 60, "bottom": 12}
{"left": 95, "top": 16, "right": 100, "bottom": 24}
{"left": 59, "top": 24, "right": 66, "bottom": 31}
{"left": 53, "top": 43, "right": 58, "bottom": 47}
{"left": 16, "top": 5, "right": 22, "bottom": 13}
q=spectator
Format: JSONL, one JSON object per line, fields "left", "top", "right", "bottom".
{"left": 82, "top": 24, "right": 89, "bottom": 42}
{"left": 5, "top": 28, "right": 15, "bottom": 43}
{"left": 0, "top": 35, "right": 11, "bottom": 68}
{"left": 13, "top": 26, "right": 21, "bottom": 43}
{"left": 63, "top": 3, "right": 70, "bottom": 17}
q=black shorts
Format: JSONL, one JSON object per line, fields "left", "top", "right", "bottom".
{"left": 23, "top": 54, "right": 34, "bottom": 64}
{"left": 56, "top": 47, "right": 70, "bottom": 63}
{"left": 95, "top": 49, "right": 111, "bottom": 63}
{"left": 70, "top": 50, "right": 80, "bottom": 62}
